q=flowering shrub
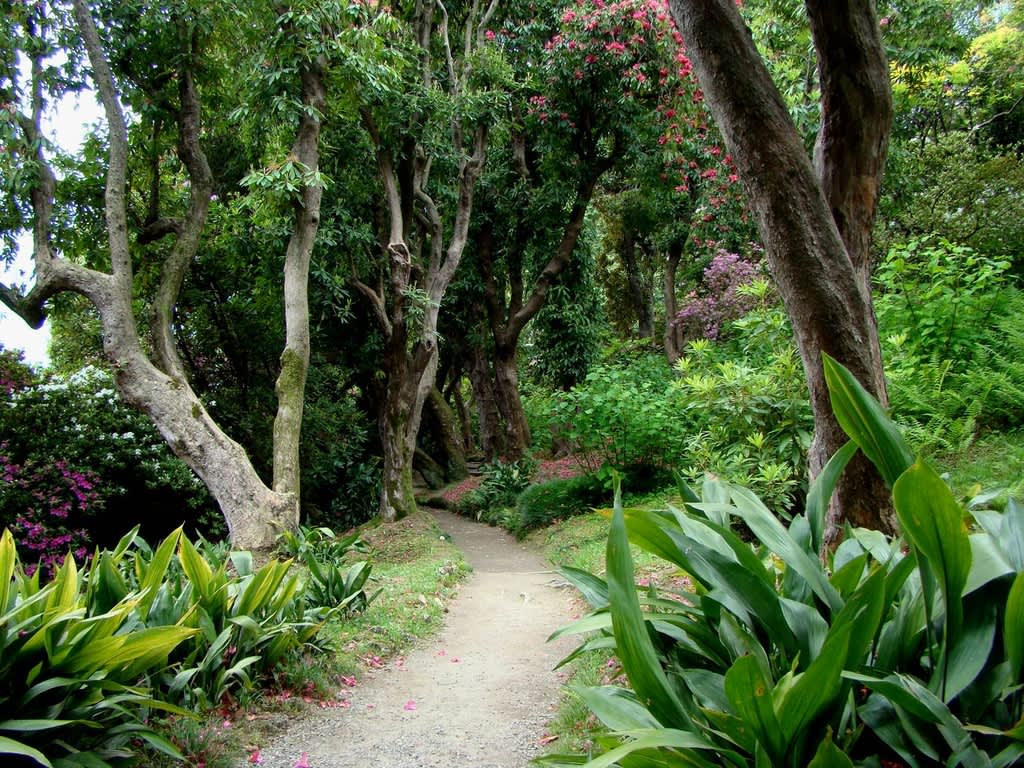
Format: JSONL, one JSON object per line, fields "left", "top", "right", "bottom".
{"left": 0, "top": 366, "right": 219, "bottom": 570}
{"left": 673, "top": 250, "right": 763, "bottom": 340}
{"left": 1, "top": 448, "right": 99, "bottom": 578}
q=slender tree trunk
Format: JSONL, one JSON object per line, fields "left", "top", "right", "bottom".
{"left": 668, "top": 0, "right": 897, "bottom": 536}
{"left": 0, "top": 1, "right": 317, "bottom": 551}
{"left": 272, "top": 59, "right": 326, "bottom": 524}
{"left": 663, "top": 241, "right": 684, "bottom": 364}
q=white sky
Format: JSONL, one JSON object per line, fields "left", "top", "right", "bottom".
{"left": 0, "top": 91, "right": 105, "bottom": 367}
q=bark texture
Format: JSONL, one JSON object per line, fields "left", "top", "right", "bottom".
{"left": 0, "top": 3, "right": 325, "bottom": 549}
{"left": 667, "top": 0, "right": 897, "bottom": 537}
{"left": 272, "top": 57, "right": 327, "bottom": 524}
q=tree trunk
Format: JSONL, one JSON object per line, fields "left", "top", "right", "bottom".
{"left": 379, "top": 387, "right": 417, "bottom": 521}
{"left": 663, "top": 241, "right": 684, "bottom": 364}
{"left": 621, "top": 228, "right": 655, "bottom": 340}
{"left": 492, "top": 343, "right": 532, "bottom": 460}
{"left": 468, "top": 345, "right": 505, "bottom": 461}
{"left": 272, "top": 59, "right": 326, "bottom": 521}
{"left": 449, "top": 376, "right": 474, "bottom": 452}
{"left": 668, "top": 0, "right": 897, "bottom": 537}
{"left": 0, "top": 1, "right": 315, "bottom": 551}
{"left": 424, "top": 386, "right": 469, "bottom": 481}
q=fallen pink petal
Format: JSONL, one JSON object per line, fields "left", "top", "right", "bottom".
{"left": 248, "top": 749, "right": 263, "bottom": 765}
{"left": 294, "top": 751, "right": 311, "bottom": 768}
{"left": 403, "top": 700, "right": 417, "bottom": 711}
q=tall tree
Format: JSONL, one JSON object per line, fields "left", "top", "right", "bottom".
{"left": 668, "top": 0, "right": 897, "bottom": 537}
{"left": 0, "top": 0, "right": 338, "bottom": 548}
{"left": 348, "top": 0, "right": 496, "bottom": 521}
{"left": 464, "top": 0, "right": 710, "bottom": 458}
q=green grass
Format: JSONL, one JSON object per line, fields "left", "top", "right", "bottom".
{"left": 936, "top": 429, "right": 1024, "bottom": 503}
{"left": 323, "top": 512, "right": 471, "bottom": 672}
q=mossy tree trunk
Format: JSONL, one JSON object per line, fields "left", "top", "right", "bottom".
{"left": 1, "top": 3, "right": 328, "bottom": 550}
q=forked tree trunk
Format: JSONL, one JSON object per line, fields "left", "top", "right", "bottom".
{"left": 425, "top": 386, "right": 468, "bottom": 481}
{"left": 668, "top": 0, "right": 897, "bottom": 537}
{"left": 621, "top": 228, "right": 655, "bottom": 340}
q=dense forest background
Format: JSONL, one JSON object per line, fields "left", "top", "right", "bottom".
{"left": 2, "top": 0, "right": 1022, "bottom": 558}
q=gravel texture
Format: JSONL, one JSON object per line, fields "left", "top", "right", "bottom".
{"left": 242, "top": 509, "right": 577, "bottom": 768}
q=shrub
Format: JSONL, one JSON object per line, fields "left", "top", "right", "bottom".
{"left": 673, "top": 250, "right": 763, "bottom": 341}
{"left": 515, "top": 474, "right": 607, "bottom": 535}
{"left": 454, "top": 456, "right": 538, "bottom": 518}
{"left": 0, "top": 366, "right": 220, "bottom": 563}
{"left": 548, "top": 353, "right": 686, "bottom": 472}
{"left": 877, "top": 239, "right": 1024, "bottom": 454}
{"left": 543, "top": 357, "right": 1024, "bottom": 767}
{"left": 0, "top": 529, "right": 194, "bottom": 766}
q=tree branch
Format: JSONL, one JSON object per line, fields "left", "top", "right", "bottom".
{"left": 349, "top": 276, "right": 393, "bottom": 338}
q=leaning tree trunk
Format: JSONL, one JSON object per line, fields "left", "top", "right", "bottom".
{"left": 668, "top": 0, "right": 897, "bottom": 537}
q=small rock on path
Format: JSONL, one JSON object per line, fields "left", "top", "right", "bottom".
{"left": 244, "top": 509, "right": 578, "bottom": 768}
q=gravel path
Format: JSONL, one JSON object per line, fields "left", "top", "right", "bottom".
{"left": 243, "top": 509, "right": 577, "bottom": 768}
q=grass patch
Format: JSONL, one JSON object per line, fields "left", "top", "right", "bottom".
{"left": 324, "top": 512, "right": 470, "bottom": 671}
{"left": 936, "top": 429, "right": 1024, "bottom": 502}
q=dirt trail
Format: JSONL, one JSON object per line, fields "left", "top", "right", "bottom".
{"left": 245, "top": 509, "right": 578, "bottom": 768}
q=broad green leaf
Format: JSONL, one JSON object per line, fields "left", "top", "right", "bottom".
{"left": 0, "top": 529, "right": 16, "bottom": 612}
{"left": 893, "top": 461, "right": 972, "bottom": 696}
{"left": 822, "top": 354, "right": 914, "bottom": 485}
{"left": 999, "top": 499, "right": 1024, "bottom": 572}
{"left": 807, "top": 729, "right": 854, "bottom": 768}
{"left": 138, "top": 527, "right": 182, "bottom": 616}
{"left": 580, "top": 728, "right": 725, "bottom": 768}
{"left": 724, "top": 654, "right": 785, "bottom": 762}
{"left": 777, "top": 621, "right": 854, "bottom": 748}
{"left": 848, "top": 672, "right": 992, "bottom": 768}
{"left": 965, "top": 534, "right": 1013, "bottom": 595}
{"left": 1006, "top": 572, "right": 1024, "bottom": 681}
{"left": 944, "top": 594, "right": 997, "bottom": 702}
{"left": 177, "top": 534, "right": 213, "bottom": 597}
{"left": 576, "top": 686, "right": 661, "bottom": 731}
{"left": 548, "top": 612, "right": 613, "bottom": 642}
{"left": 0, "top": 735, "right": 52, "bottom": 767}
{"left": 805, "top": 439, "right": 858, "bottom": 554}
{"left": 607, "top": 493, "right": 689, "bottom": 728}
{"left": 559, "top": 566, "right": 609, "bottom": 609}
{"left": 729, "top": 485, "right": 842, "bottom": 614}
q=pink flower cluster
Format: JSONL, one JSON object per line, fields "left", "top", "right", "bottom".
{"left": 2, "top": 444, "right": 98, "bottom": 579}
{"left": 441, "top": 475, "right": 483, "bottom": 505}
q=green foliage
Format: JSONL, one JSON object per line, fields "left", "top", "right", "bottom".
{"left": 0, "top": 528, "right": 193, "bottom": 767}
{"left": 516, "top": 474, "right": 608, "bottom": 535}
{"left": 543, "top": 358, "right": 1024, "bottom": 767}
{"left": 876, "top": 237, "right": 1012, "bottom": 365}
{"left": 543, "top": 306, "right": 810, "bottom": 513}
{"left": 549, "top": 353, "right": 685, "bottom": 472}
{"left": 0, "top": 366, "right": 221, "bottom": 568}
{"left": 877, "top": 239, "right": 1024, "bottom": 454}
{"left": 454, "top": 456, "right": 539, "bottom": 518}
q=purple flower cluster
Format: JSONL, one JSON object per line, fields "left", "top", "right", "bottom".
{"left": 674, "top": 251, "right": 760, "bottom": 341}
{"left": 2, "top": 443, "right": 98, "bottom": 579}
